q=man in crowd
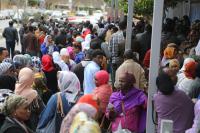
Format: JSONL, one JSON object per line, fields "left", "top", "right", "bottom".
{"left": 84, "top": 49, "right": 104, "bottom": 94}
{"left": 0, "top": 47, "right": 9, "bottom": 63}
{"left": 23, "top": 26, "right": 39, "bottom": 56}
{"left": 2, "top": 21, "right": 18, "bottom": 58}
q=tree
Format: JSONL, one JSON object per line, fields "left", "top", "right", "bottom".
{"left": 104, "top": 0, "right": 187, "bottom": 19}
{"left": 28, "top": 0, "right": 39, "bottom": 6}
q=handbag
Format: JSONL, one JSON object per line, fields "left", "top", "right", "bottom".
{"left": 36, "top": 93, "right": 65, "bottom": 133}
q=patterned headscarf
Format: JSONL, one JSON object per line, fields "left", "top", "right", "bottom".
{"left": 58, "top": 71, "right": 80, "bottom": 103}
{"left": 60, "top": 103, "right": 97, "bottom": 133}
{"left": 0, "top": 62, "right": 12, "bottom": 75}
{"left": 1, "top": 94, "right": 28, "bottom": 116}
{"left": 70, "top": 112, "right": 101, "bottom": 133}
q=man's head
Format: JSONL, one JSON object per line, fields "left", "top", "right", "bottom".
{"left": 118, "top": 21, "right": 127, "bottom": 31}
{"left": 123, "top": 49, "right": 134, "bottom": 60}
{"left": 85, "top": 49, "right": 93, "bottom": 60}
{"left": 9, "top": 21, "right": 14, "bottom": 27}
{"left": 0, "top": 47, "right": 9, "bottom": 62}
{"left": 28, "top": 26, "right": 34, "bottom": 32}
{"left": 73, "top": 43, "right": 82, "bottom": 54}
{"left": 92, "top": 49, "right": 104, "bottom": 66}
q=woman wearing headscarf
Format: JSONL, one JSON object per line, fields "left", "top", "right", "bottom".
{"left": 93, "top": 70, "right": 112, "bottom": 113}
{"left": 41, "top": 54, "right": 58, "bottom": 94}
{"left": 0, "top": 94, "right": 34, "bottom": 133}
{"left": 37, "top": 71, "right": 81, "bottom": 132}
{"left": 15, "top": 67, "right": 45, "bottom": 131}
{"left": 60, "top": 103, "right": 98, "bottom": 133}
{"left": 106, "top": 72, "right": 147, "bottom": 133}
{"left": 168, "top": 59, "right": 180, "bottom": 74}
{"left": 154, "top": 72, "right": 194, "bottom": 133}
{"left": 32, "top": 72, "right": 52, "bottom": 105}
{"left": 52, "top": 51, "right": 69, "bottom": 71}
{"left": 69, "top": 112, "right": 101, "bottom": 133}
{"left": 176, "top": 60, "right": 197, "bottom": 95}
{"left": 41, "top": 35, "right": 59, "bottom": 55}
{"left": 161, "top": 43, "right": 178, "bottom": 67}
{"left": 0, "top": 62, "right": 13, "bottom": 75}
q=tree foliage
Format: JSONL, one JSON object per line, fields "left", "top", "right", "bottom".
{"left": 28, "top": 0, "right": 39, "bottom": 6}
{"left": 104, "top": 0, "right": 187, "bottom": 18}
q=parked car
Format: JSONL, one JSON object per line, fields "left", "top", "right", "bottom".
{"left": 76, "top": 10, "right": 88, "bottom": 16}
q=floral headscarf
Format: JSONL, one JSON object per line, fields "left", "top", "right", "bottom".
{"left": 57, "top": 71, "right": 80, "bottom": 103}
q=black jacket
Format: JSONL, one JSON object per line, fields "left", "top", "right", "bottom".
{"left": 2, "top": 26, "right": 18, "bottom": 43}
{"left": 0, "top": 117, "right": 34, "bottom": 133}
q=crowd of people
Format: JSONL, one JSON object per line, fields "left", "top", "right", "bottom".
{"left": 0, "top": 14, "right": 199, "bottom": 133}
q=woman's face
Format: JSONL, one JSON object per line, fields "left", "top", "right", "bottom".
{"left": 170, "top": 64, "right": 179, "bottom": 74}
{"left": 47, "top": 36, "right": 53, "bottom": 44}
{"left": 14, "top": 104, "right": 31, "bottom": 121}
{"left": 118, "top": 76, "right": 130, "bottom": 93}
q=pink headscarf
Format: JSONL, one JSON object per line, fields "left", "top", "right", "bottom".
{"left": 95, "top": 70, "right": 109, "bottom": 86}
{"left": 15, "top": 67, "right": 37, "bottom": 103}
{"left": 67, "top": 46, "right": 75, "bottom": 60}
{"left": 93, "top": 70, "right": 112, "bottom": 113}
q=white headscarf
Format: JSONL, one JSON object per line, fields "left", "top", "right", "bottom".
{"left": 58, "top": 71, "right": 80, "bottom": 103}
{"left": 44, "top": 35, "right": 50, "bottom": 45}
{"left": 52, "top": 52, "right": 69, "bottom": 71}
{"left": 44, "top": 35, "right": 55, "bottom": 55}
{"left": 82, "top": 34, "right": 91, "bottom": 51}
{"left": 180, "top": 58, "right": 195, "bottom": 72}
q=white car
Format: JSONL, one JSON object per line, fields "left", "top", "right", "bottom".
{"left": 76, "top": 11, "right": 88, "bottom": 16}
{"left": 51, "top": 11, "right": 62, "bottom": 17}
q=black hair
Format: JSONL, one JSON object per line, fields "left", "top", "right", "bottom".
{"left": 85, "top": 49, "right": 93, "bottom": 60}
{"left": 90, "top": 38, "right": 101, "bottom": 50}
{"left": 156, "top": 72, "right": 175, "bottom": 95}
{"left": 108, "top": 24, "right": 114, "bottom": 30}
{"left": 73, "top": 44, "right": 82, "bottom": 51}
{"left": 145, "top": 24, "right": 152, "bottom": 33}
{"left": 9, "top": 21, "right": 13, "bottom": 26}
{"left": 0, "top": 75, "right": 16, "bottom": 91}
{"left": 124, "top": 49, "right": 134, "bottom": 59}
{"left": 118, "top": 21, "right": 127, "bottom": 30}
{"left": 196, "top": 63, "right": 200, "bottom": 78}
{"left": 0, "top": 47, "right": 7, "bottom": 55}
{"left": 112, "top": 27, "right": 118, "bottom": 33}
{"left": 28, "top": 26, "right": 34, "bottom": 32}
{"left": 92, "top": 49, "right": 104, "bottom": 58}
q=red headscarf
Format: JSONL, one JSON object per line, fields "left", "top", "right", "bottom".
{"left": 42, "top": 55, "right": 55, "bottom": 72}
{"left": 184, "top": 61, "right": 197, "bottom": 79}
{"left": 143, "top": 49, "right": 151, "bottom": 68}
{"left": 78, "top": 94, "right": 99, "bottom": 111}
{"left": 95, "top": 70, "right": 109, "bottom": 86}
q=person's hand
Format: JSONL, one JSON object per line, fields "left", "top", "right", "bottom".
{"left": 107, "top": 103, "right": 116, "bottom": 120}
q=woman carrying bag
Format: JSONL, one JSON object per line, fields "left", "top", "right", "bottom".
{"left": 36, "top": 71, "right": 81, "bottom": 133}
